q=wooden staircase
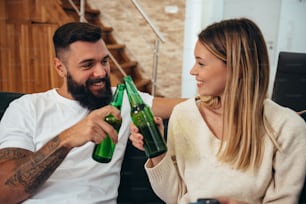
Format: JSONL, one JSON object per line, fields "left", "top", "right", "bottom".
{"left": 0, "top": 0, "right": 153, "bottom": 94}
{"left": 56, "top": 0, "right": 154, "bottom": 93}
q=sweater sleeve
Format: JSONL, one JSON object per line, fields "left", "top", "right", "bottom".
{"left": 263, "top": 110, "right": 306, "bottom": 203}
{"left": 145, "top": 105, "right": 187, "bottom": 204}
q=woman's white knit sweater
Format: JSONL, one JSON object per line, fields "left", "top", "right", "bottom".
{"left": 145, "top": 98, "right": 306, "bottom": 204}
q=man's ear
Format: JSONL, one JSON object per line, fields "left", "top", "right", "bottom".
{"left": 54, "top": 57, "right": 67, "bottom": 77}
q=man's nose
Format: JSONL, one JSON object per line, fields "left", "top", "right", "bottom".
{"left": 93, "top": 64, "right": 108, "bottom": 77}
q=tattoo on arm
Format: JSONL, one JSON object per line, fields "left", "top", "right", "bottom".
{"left": 4, "top": 136, "right": 70, "bottom": 194}
{"left": 0, "top": 149, "right": 28, "bottom": 161}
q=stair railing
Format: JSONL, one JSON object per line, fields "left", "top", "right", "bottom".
{"left": 67, "top": 0, "right": 127, "bottom": 77}
{"left": 68, "top": 0, "right": 86, "bottom": 22}
{"left": 130, "top": 0, "right": 166, "bottom": 96}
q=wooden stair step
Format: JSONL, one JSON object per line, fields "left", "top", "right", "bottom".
{"left": 107, "top": 44, "right": 126, "bottom": 63}
{"left": 120, "top": 61, "right": 137, "bottom": 70}
{"left": 110, "top": 61, "right": 138, "bottom": 77}
{"left": 134, "top": 78, "right": 151, "bottom": 88}
{"left": 101, "top": 26, "right": 113, "bottom": 33}
{"left": 111, "top": 61, "right": 137, "bottom": 70}
{"left": 107, "top": 44, "right": 125, "bottom": 50}
{"left": 110, "top": 73, "right": 122, "bottom": 86}
{"left": 61, "top": 6, "right": 100, "bottom": 16}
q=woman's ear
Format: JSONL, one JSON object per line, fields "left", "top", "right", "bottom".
{"left": 54, "top": 58, "right": 66, "bottom": 77}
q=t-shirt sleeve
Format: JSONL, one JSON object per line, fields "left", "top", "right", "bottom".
{"left": 0, "top": 96, "right": 35, "bottom": 151}
{"left": 139, "top": 91, "right": 153, "bottom": 107}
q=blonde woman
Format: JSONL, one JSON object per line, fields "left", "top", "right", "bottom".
{"left": 130, "top": 18, "right": 306, "bottom": 204}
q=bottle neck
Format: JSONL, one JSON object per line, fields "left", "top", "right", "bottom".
{"left": 123, "top": 76, "right": 145, "bottom": 107}
{"left": 110, "top": 84, "right": 125, "bottom": 110}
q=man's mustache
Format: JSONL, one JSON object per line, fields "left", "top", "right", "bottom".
{"left": 86, "top": 77, "right": 107, "bottom": 86}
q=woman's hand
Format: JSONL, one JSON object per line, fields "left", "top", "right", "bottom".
{"left": 129, "top": 122, "right": 145, "bottom": 151}
{"left": 129, "top": 116, "right": 164, "bottom": 151}
{"left": 217, "top": 197, "right": 249, "bottom": 204}
{"left": 129, "top": 117, "right": 166, "bottom": 166}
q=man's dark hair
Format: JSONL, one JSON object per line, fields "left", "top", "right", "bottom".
{"left": 53, "top": 22, "right": 102, "bottom": 58}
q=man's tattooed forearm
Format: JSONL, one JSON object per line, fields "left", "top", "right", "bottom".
{"left": 5, "top": 136, "right": 70, "bottom": 194}
{"left": 0, "top": 149, "right": 28, "bottom": 161}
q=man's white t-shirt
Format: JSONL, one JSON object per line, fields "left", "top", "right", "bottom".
{"left": 0, "top": 88, "right": 153, "bottom": 204}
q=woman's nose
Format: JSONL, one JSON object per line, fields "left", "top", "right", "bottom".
{"left": 189, "top": 65, "right": 197, "bottom": 75}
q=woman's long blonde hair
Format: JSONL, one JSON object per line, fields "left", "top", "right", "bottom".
{"left": 199, "top": 18, "right": 277, "bottom": 171}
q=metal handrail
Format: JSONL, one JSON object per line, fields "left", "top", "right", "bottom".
{"left": 130, "top": 0, "right": 166, "bottom": 43}
{"left": 151, "top": 40, "right": 159, "bottom": 96}
{"left": 109, "top": 54, "right": 127, "bottom": 77}
{"left": 67, "top": 0, "right": 127, "bottom": 77}
{"left": 68, "top": 0, "right": 87, "bottom": 22}
{"left": 130, "top": 0, "right": 166, "bottom": 95}
{"left": 79, "top": 0, "right": 86, "bottom": 22}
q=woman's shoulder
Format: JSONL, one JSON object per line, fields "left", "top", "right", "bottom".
{"left": 173, "top": 97, "right": 197, "bottom": 111}
{"left": 264, "top": 98, "right": 305, "bottom": 129}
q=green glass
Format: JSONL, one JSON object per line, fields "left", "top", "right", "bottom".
{"left": 92, "top": 83, "right": 125, "bottom": 163}
{"left": 123, "top": 75, "right": 167, "bottom": 158}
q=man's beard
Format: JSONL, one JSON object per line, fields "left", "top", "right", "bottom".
{"left": 67, "top": 73, "right": 113, "bottom": 111}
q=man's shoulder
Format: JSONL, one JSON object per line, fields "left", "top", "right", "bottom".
{"left": 6, "top": 89, "right": 58, "bottom": 113}
{"left": 15, "top": 89, "right": 54, "bottom": 102}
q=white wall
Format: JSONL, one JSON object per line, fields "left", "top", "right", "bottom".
{"left": 181, "top": 0, "right": 306, "bottom": 98}
{"left": 276, "top": 0, "right": 306, "bottom": 54}
{"left": 181, "top": 0, "right": 224, "bottom": 98}
{"left": 222, "top": 0, "right": 281, "bottom": 97}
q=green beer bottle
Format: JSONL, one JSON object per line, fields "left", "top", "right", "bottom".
{"left": 92, "top": 83, "right": 125, "bottom": 163}
{"left": 123, "top": 75, "right": 167, "bottom": 158}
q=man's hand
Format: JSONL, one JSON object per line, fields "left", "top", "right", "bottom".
{"left": 59, "top": 105, "right": 121, "bottom": 148}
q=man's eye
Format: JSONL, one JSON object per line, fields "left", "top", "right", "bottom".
{"left": 102, "top": 58, "right": 109, "bottom": 65}
{"left": 83, "top": 63, "right": 94, "bottom": 69}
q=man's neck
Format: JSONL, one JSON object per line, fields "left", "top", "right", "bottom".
{"left": 56, "top": 86, "right": 74, "bottom": 100}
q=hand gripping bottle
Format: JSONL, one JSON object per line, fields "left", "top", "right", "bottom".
{"left": 123, "top": 75, "right": 167, "bottom": 158}
{"left": 92, "top": 83, "right": 125, "bottom": 163}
